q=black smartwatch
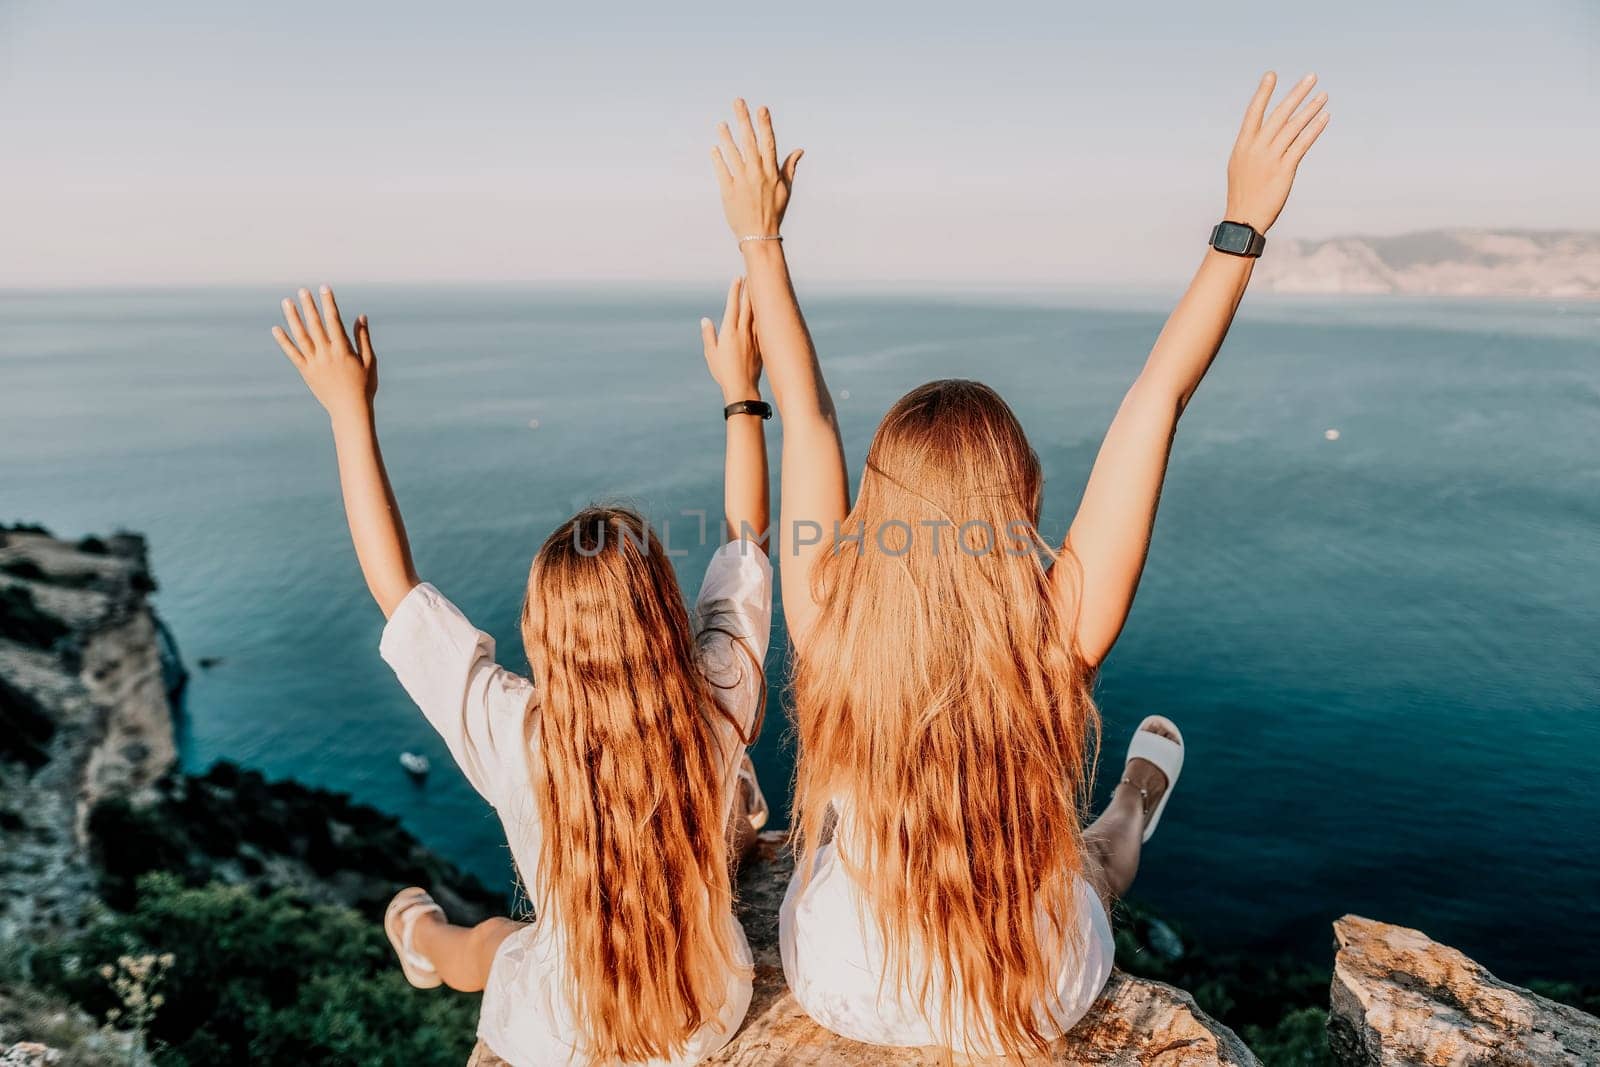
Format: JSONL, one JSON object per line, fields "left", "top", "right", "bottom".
{"left": 723, "top": 400, "right": 772, "bottom": 420}
{"left": 1209, "top": 220, "right": 1266, "bottom": 258}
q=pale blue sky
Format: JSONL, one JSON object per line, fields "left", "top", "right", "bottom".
{"left": 0, "top": 0, "right": 1594, "bottom": 286}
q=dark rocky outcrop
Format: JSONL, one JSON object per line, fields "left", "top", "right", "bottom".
{"left": 0, "top": 527, "right": 501, "bottom": 943}
{"left": 0, "top": 528, "right": 178, "bottom": 942}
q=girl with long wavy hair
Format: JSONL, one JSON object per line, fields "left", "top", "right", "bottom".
{"left": 710, "top": 76, "right": 1330, "bottom": 1059}
{"left": 270, "top": 279, "right": 775, "bottom": 1066}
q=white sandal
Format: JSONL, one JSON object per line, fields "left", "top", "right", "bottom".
{"left": 736, "top": 753, "right": 769, "bottom": 832}
{"left": 385, "top": 887, "right": 445, "bottom": 989}
{"left": 1121, "top": 715, "right": 1185, "bottom": 844}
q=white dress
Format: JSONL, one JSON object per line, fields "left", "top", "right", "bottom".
{"left": 779, "top": 808, "right": 1115, "bottom": 1055}
{"left": 380, "top": 541, "right": 772, "bottom": 1067}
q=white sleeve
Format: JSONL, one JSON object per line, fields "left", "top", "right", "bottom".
{"left": 379, "top": 583, "right": 534, "bottom": 808}
{"left": 693, "top": 540, "right": 773, "bottom": 739}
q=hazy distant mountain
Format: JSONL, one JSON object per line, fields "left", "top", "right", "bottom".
{"left": 1254, "top": 229, "right": 1600, "bottom": 299}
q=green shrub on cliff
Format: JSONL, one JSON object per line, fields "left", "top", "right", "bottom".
{"left": 1242, "top": 1007, "right": 1336, "bottom": 1066}
{"left": 1112, "top": 902, "right": 1335, "bottom": 1066}
{"left": 87, "top": 761, "right": 508, "bottom": 923}
{"left": 33, "top": 873, "right": 480, "bottom": 1066}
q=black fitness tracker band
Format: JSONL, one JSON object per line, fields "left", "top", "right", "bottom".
{"left": 1209, "top": 220, "right": 1266, "bottom": 258}
{"left": 723, "top": 400, "right": 773, "bottom": 421}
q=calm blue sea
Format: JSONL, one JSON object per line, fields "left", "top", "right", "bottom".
{"left": 2, "top": 286, "right": 1596, "bottom": 981}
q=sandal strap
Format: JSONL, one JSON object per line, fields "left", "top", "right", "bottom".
{"left": 1126, "top": 717, "right": 1184, "bottom": 779}
{"left": 396, "top": 895, "right": 444, "bottom": 973}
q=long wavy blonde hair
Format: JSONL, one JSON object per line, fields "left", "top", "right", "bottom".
{"left": 521, "top": 505, "right": 752, "bottom": 1063}
{"left": 792, "top": 380, "right": 1101, "bottom": 1059}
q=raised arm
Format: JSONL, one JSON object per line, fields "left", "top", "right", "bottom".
{"left": 272, "top": 286, "right": 419, "bottom": 618}
{"left": 712, "top": 99, "right": 848, "bottom": 647}
{"left": 1059, "top": 72, "right": 1330, "bottom": 668}
{"left": 701, "top": 277, "right": 771, "bottom": 546}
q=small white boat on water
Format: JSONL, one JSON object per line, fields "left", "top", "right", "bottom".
{"left": 399, "top": 752, "right": 430, "bottom": 779}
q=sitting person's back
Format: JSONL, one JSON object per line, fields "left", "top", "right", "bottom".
{"left": 382, "top": 512, "right": 771, "bottom": 1065}
{"left": 269, "top": 281, "right": 777, "bottom": 1066}
{"left": 706, "top": 75, "right": 1328, "bottom": 1057}
{"left": 779, "top": 381, "right": 1116, "bottom": 1059}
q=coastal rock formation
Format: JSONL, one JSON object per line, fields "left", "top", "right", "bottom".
{"left": 1254, "top": 229, "right": 1600, "bottom": 298}
{"left": 1328, "top": 915, "right": 1600, "bottom": 1066}
{"left": 12, "top": 525, "right": 1598, "bottom": 1065}
{"left": 0, "top": 528, "right": 179, "bottom": 943}
{"left": 708, "top": 834, "right": 1260, "bottom": 1066}
{"left": 0, "top": 526, "right": 501, "bottom": 942}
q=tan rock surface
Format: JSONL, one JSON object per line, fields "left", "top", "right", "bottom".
{"left": 1328, "top": 914, "right": 1600, "bottom": 1066}
{"left": 0, "top": 530, "right": 178, "bottom": 942}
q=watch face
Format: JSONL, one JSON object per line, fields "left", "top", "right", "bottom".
{"left": 1214, "top": 222, "right": 1253, "bottom": 254}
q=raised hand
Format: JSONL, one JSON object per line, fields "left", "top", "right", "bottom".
{"left": 271, "top": 285, "right": 416, "bottom": 615}
{"left": 701, "top": 278, "right": 762, "bottom": 403}
{"left": 1058, "top": 72, "right": 1332, "bottom": 669}
{"left": 1226, "top": 72, "right": 1331, "bottom": 233}
{"left": 272, "top": 286, "right": 377, "bottom": 420}
{"left": 703, "top": 277, "right": 771, "bottom": 545}
{"left": 710, "top": 99, "right": 847, "bottom": 640}
{"left": 711, "top": 99, "right": 803, "bottom": 240}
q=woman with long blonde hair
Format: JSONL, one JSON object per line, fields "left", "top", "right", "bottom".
{"left": 270, "top": 279, "right": 775, "bottom": 1065}
{"left": 710, "top": 75, "right": 1330, "bottom": 1058}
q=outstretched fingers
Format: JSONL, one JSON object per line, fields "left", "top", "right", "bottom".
{"left": 1286, "top": 109, "right": 1332, "bottom": 165}
{"left": 733, "top": 98, "right": 762, "bottom": 171}
{"left": 271, "top": 326, "right": 304, "bottom": 365}
{"left": 319, "top": 286, "right": 348, "bottom": 348}
{"left": 717, "top": 121, "right": 745, "bottom": 173}
{"left": 710, "top": 98, "right": 801, "bottom": 240}
{"left": 296, "top": 288, "right": 327, "bottom": 348}
{"left": 1238, "top": 71, "right": 1277, "bottom": 140}
{"left": 1262, "top": 73, "right": 1318, "bottom": 142}
{"left": 719, "top": 277, "right": 742, "bottom": 341}
{"left": 711, "top": 146, "right": 734, "bottom": 196}
{"left": 756, "top": 106, "right": 778, "bottom": 176}
{"left": 281, "top": 297, "right": 315, "bottom": 354}
{"left": 781, "top": 148, "right": 803, "bottom": 185}
{"left": 1224, "top": 70, "right": 1331, "bottom": 232}
{"left": 1273, "top": 91, "right": 1328, "bottom": 154}
{"left": 355, "top": 314, "right": 375, "bottom": 367}
{"left": 700, "top": 315, "right": 718, "bottom": 359}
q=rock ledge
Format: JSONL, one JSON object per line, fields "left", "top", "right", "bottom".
{"left": 1328, "top": 914, "right": 1600, "bottom": 1066}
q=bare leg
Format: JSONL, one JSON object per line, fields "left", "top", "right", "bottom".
{"left": 1083, "top": 719, "right": 1178, "bottom": 907}
{"left": 728, "top": 754, "right": 770, "bottom": 871}
{"left": 410, "top": 912, "right": 521, "bottom": 993}
{"left": 728, "top": 773, "right": 761, "bottom": 870}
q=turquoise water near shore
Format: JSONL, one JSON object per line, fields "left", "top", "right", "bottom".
{"left": 3, "top": 286, "right": 1596, "bottom": 982}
